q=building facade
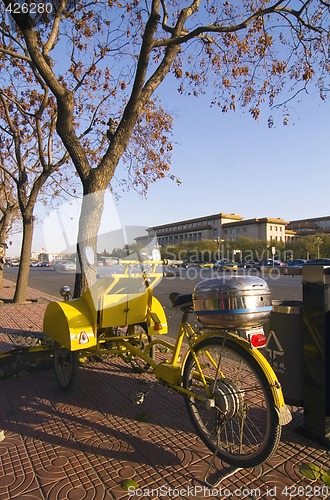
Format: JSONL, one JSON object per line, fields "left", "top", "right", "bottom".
{"left": 136, "top": 213, "right": 293, "bottom": 247}
{"left": 286, "top": 216, "right": 330, "bottom": 235}
{"left": 135, "top": 213, "right": 243, "bottom": 247}
{"left": 221, "top": 217, "right": 288, "bottom": 243}
{"left": 136, "top": 213, "right": 330, "bottom": 249}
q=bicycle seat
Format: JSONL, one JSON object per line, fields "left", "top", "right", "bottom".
{"left": 169, "top": 292, "right": 193, "bottom": 310}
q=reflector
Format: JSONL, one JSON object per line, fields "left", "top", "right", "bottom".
{"left": 249, "top": 333, "right": 266, "bottom": 348}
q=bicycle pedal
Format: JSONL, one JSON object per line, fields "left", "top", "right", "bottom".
{"left": 135, "top": 392, "right": 145, "bottom": 405}
{"left": 128, "top": 390, "right": 145, "bottom": 405}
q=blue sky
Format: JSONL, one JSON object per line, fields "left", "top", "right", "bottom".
{"left": 115, "top": 79, "right": 329, "bottom": 230}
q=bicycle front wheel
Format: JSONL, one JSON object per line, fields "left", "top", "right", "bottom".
{"left": 183, "top": 337, "right": 281, "bottom": 468}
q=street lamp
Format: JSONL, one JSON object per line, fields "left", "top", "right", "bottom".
{"left": 214, "top": 237, "right": 224, "bottom": 261}
{"left": 316, "top": 236, "right": 323, "bottom": 259}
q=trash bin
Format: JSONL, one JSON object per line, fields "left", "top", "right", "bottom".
{"left": 264, "top": 300, "right": 304, "bottom": 406}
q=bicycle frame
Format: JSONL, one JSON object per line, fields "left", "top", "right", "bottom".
{"left": 52, "top": 307, "right": 288, "bottom": 421}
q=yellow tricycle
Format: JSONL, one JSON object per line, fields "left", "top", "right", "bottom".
{"left": 43, "top": 258, "right": 291, "bottom": 471}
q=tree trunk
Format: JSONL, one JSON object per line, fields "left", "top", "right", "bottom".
{"left": 0, "top": 238, "right": 6, "bottom": 290}
{"left": 13, "top": 216, "right": 34, "bottom": 304}
{"left": 0, "top": 216, "right": 13, "bottom": 289}
{"left": 73, "top": 188, "right": 106, "bottom": 298}
{"left": 0, "top": 268, "right": 3, "bottom": 289}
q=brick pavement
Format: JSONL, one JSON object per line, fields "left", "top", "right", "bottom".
{"left": 0, "top": 278, "right": 329, "bottom": 499}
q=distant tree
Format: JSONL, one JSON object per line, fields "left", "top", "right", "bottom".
{"left": 319, "top": 235, "right": 330, "bottom": 258}
{"left": 110, "top": 244, "right": 144, "bottom": 258}
{"left": 0, "top": 169, "right": 19, "bottom": 243}
{"left": 2, "top": 1, "right": 330, "bottom": 296}
{"left": 0, "top": 73, "right": 75, "bottom": 302}
{"left": 0, "top": 169, "right": 19, "bottom": 286}
{"left": 306, "top": 233, "right": 330, "bottom": 259}
{"left": 284, "top": 238, "right": 306, "bottom": 260}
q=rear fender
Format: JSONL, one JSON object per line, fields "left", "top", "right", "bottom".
{"left": 43, "top": 290, "right": 97, "bottom": 351}
{"left": 147, "top": 296, "right": 168, "bottom": 334}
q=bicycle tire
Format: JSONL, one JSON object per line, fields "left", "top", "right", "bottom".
{"left": 53, "top": 341, "right": 78, "bottom": 391}
{"left": 183, "top": 336, "right": 281, "bottom": 468}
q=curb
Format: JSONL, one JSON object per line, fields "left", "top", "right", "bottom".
{"left": 0, "top": 344, "right": 53, "bottom": 379}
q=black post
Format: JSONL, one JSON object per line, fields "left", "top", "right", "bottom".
{"left": 301, "top": 266, "right": 330, "bottom": 447}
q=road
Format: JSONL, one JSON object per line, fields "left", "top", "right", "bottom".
{"left": 4, "top": 265, "right": 303, "bottom": 301}
{"left": 4, "top": 265, "right": 303, "bottom": 336}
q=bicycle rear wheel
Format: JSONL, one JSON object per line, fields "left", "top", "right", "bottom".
{"left": 183, "top": 336, "right": 281, "bottom": 468}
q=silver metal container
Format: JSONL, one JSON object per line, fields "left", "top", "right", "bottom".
{"left": 193, "top": 276, "right": 272, "bottom": 328}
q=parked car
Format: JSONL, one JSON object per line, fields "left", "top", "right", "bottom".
{"left": 213, "top": 259, "right": 228, "bottom": 270}
{"left": 214, "top": 260, "right": 238, "bottom": 271}
{"left": 53, "top": 260, "right": 76, "bottom": 271}
{"left": 304, "top": 258, "right": 330, "bottom": 266}
{"left": 238, "top": 261, "right": 257, "bottom": 269}
{"left": 255, "top": 259, "right": 287, "bottom": 270}
{"left": 287, "top": 259, "right": 306, "bottom": 267}
{"left": 198, "top": 262, "right": 213, "bottom": 268}
{"left": 100, "top": 257, "right": 121, "bottom": 266}
{"left": 223, "top": 261, "right": 238, "bottom": 271}
{"left": 7, "top": 259, "right": 19, "bottom": 267}
{"left": 179, "top": 260, "right": 195, "bottom": 268}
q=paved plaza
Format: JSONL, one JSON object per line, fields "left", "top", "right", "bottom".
{"left": 0, "top": 279, "right": 329, "bottom": 499}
